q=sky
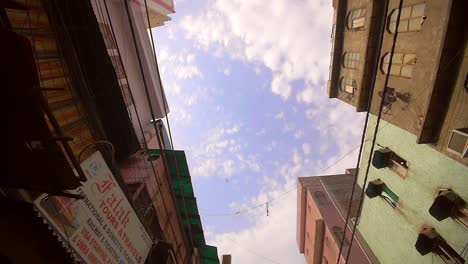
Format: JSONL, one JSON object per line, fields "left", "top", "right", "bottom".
{"left": 152, "top": 0, "right": 365, "bottom": 263}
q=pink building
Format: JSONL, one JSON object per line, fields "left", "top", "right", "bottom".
{"left": 297, "top": 169, "right": 379, "bottom": 264}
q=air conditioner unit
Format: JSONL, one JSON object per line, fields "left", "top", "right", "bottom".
{"left": 447, "top": 128, "right": 468, "bottom": 158}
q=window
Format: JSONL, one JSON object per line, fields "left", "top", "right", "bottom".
{"left": 388, "top": 3, "right": 426, "bottom": 33}
{"left": 347, "top": 9, "right": 366, "bottom": 30}
{"left": 343, "top": 52, "right": 360, "bottom": 69}
{"left": 381, "top": 52, "right": 416, "bottom": 78}
{"left": 372, "top": 148, "right": 409, "bottom": 178}
{"left": 339, "top": 77, "right": 356, "bottom": 94}
{"left": 332, "top": 226, "right": 350, "bottom": 247}
{"left": 447, "top": 128, "right": 468, "bottom": 158}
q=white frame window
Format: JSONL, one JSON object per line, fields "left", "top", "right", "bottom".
{"left": 388, "top": 3, "right": 426, "bottom": 33}
{"left": 343, "top": 52, "right": 360, "bottom": 69}
{"left": 340, "top": 77, "right": 356, "bottom": 94}
{"left": 347, "top": 9, "right": 366, "bottom": 30}
{"left": 381, "top": 52, "right": 417, "bottom": 78}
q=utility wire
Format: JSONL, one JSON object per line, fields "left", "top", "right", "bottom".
{"left": 342, "top": 0, "right": 404, "bottom": 263}
{"left": 227, "top": 237, "right": 282, "bottom": 264}
{"left": 142, "top": 0, "right": 197, "bottom": 259}
{"left": 102, "top": 0, "right": 181, "bottom": 247}
{"left": 335, "top": 0, "right": 392, "bottom": 261}
{"left": 202, "top": 141, "right": 365, "bottom": 217}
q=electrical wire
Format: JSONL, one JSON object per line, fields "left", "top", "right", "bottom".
{"left": 227, "top": 237, "right": 282, "bottom": 264}
{"left": 341, "top": 0, "right": 405, "bottom": 262}
{"left": 202, "top": 141, "right": 365, "bottom": 217}
{"left": 102, "top": 0, "right": 182, "bottom": 253}
{"left": 142, "top": 0, "right": 197, "bottom": 258}
{"left": 335, "top": 0, "right": 393, "bottom": 261}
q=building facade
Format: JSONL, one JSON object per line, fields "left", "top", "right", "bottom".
{"left": 296, "top": 170, "right": 378, "bottom": 264}
{"left": 91, "top": 0, "right": 173, "bottom": 147}
{"left": 1, "top": 0, "right": 219, "bottom": 263}
{"left": 328, "top": 0, "right": 467, "bottom": 165}
{"left": 356, "top": 115, "right": 468, "bottom": 264}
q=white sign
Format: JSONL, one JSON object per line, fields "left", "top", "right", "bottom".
{"left": 34, "top": 151, "right": 152, "bottom": 264}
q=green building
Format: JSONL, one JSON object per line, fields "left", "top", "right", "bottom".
{"left": 356, "top": 116, "right": 467, "bottom": 264}
{"left": 151, "top": 149, "right": 220, "bottom": 264}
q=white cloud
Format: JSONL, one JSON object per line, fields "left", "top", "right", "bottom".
{"left": 294, "top": 130, "right": 304, "bottom": 139}
{"left": 274, "top": 112, "right": 285, "bottom": 120}
{"left": 192, "top": 159, "right": 216, "bottom": 177}
{"left": 296, "top": 86, "right": 314, "bottom": 104}
{"left": 209, "top": 150, "right": 313, "bottom": 264}
{"left": 265, "top": 141, "right": 277, "bottom": 152}
{"left": 157, "top": 46, "right": 203, "bottom": 80}
{"left": 305, "top": 108, "right": 320, "bottom": 120}
{"left": 222, "top": 159, "right": 236, "bottom": 176}
{"left": 319, "top": 143, "right": 330, "bottom": 155}
{"left": 189, "top": 124, "right": 262, "bottom": 178}
{"left": 283, "top": 122, "right": 296, "bottom": 132}
{"left": 163, "top": 1, "right": 367, "bottom": 263}
{"left": 184, "top": 95, "right": 197, "bottom": 106}
{"left": 180, "top": 0, "right": 333, "bottom": 102}
{"left": 211, "top": 191, "right": 305, "bottom": 264}
{"left": 174, "top": 65, "right": 203, "bottom": 79}
{"left": 255, "top": 128, "right": 266, "bottom": 136}
{"left": 302, "top": 143, "right": 311, "bottom": 155}
{"left": 223, "top": 68, "right": 231, "bottom": 76}
{"left": 169, "top": 105, "right": 192, "bottom": 124}
{"left": 225, "top": 125, "right": 241, "bottom": 134}
{"left": 166, "top": 82, "right": 181, "bottom": 96}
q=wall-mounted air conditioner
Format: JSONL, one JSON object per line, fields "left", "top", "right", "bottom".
{"left": 446, "top": 128, "right": 468, "bottom": 159}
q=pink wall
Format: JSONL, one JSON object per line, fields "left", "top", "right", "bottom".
{"left": 297, "top": 175, "right": 374, "bottom": 264}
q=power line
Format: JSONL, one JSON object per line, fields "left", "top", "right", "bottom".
{"left": 227, "top": 237, "right": 283, "bottom": 264}
{"left": 142, "top": 1, "right": 196, "bottom": 260}
{"left": 335, "top": 0, "right": 393, "bottom": 261}
{"left": 202, "top": 141, "right": 365, "bottom": 217}
{"left": 341, "top": 0, "right": 405, "bottom": 262}
{"left": 101, "top": 0, "right": 182, "bottom": 247}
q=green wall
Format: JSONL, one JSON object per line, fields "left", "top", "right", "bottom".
{"left": 357, "top": 115, "right": 468, "bottom": 264}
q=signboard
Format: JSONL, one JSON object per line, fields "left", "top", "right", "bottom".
{"left": 34, "top": 151, "right": 152, "bottom": 264}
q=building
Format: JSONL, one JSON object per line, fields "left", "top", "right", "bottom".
{"left": 90, "top": 0, "right": 174, "bottom": 148}
{"left": 356, "top": 115, "right": 468, "bottom": 263}
{"left": 326, "top": 1, "right": 467, "bottom": 263}
{"left": 328, "top": 0, "right": 467, "bottom": 165}
{"left": 222, "top": 255, "right": 232, "bottom": 264}
{"left": 1, "top": 0, "right": 219, "bottom": 263}
{"left": 296, "top": 170, "right": 378, "bottom": 264}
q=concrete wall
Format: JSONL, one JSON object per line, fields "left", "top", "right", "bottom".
{"left": 335, "top": 0, "right": 373, "bottom": 109}
{"left": 370, "top": 0, "right": 451, "bottom": 135}
{"left": 91, "top": 0, "right": 169, "bottom": 145}
{"left": 367, "top": 0, "right": 467, "bottom": 165}
{"left": 330, "top": 0, "right": 385, "bottom": 112}
{"left": 357, "top": 115, "right": 468, "bottom": 264}
{"left": 297, "top": 176, "right": 375, "bottom": 264}
{"left": 120, "top": 154, "right": 190, "bottom": 263}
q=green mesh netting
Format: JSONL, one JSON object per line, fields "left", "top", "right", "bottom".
{"left": 148, "top": 149, "right": 219, "bottom": 264}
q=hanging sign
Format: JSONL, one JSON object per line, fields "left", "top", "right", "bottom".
{"left": 34, "top": 151, "right": 152, "bottom": 264}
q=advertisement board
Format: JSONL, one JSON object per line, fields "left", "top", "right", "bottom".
{"left": 34, "top": 151, "right": 152, "bottom": 264}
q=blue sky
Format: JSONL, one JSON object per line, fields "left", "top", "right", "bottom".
{"left": 152, "top": 0, "right": 364, "bottom": 263}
